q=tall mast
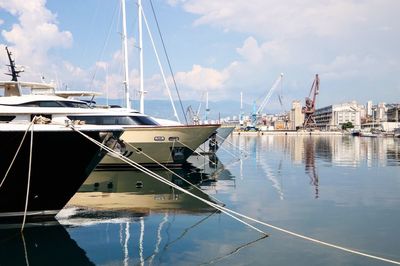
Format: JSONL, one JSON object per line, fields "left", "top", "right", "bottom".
{"left": 240, "top": 91, "right": 243, "bottom": 125}
{"left": 205, "top": 91, "right": 210, "bottom": 122}
{"left": 121, "top": 0, "right": 130, "bottom": 110}
{"left": 138, "top": 0, "right": 145, "bottom": 113}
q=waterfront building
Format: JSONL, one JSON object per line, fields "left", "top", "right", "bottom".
{"left": 289, "top": 100, "right": 304, "bottom": 130}
{"left": 386, "top": 104, "right": 400, "bottom": 122}
{"left": 366, "top": 100, "right": 373, "bottom": 117}
{"left": 314, "top": 101, "right": 362, "bottom": 130}
{"left": 375, "top": 102, "right": 387, "bottom": 122}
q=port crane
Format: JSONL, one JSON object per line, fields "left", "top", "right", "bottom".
{"left": 302, "top": 74, "right": 320, "bottom": 129}
{"left": 251, "top": 73, "right": 284, "bottom": 126}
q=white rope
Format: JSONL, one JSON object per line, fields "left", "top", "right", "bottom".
{"left": 0, "top": 121, "right": 33, "bottom": 189}
{"left": 217, "top": 133, "right": 249, "bottom": 157}
{"left": 176, "top": 139, "right": 210, "bottom": 161}
{"left": 21, "top": 119, "right": 35, "bottom": 231}
{"left": 21, "top": 233, "right": 30, "bottom": 266}
{"left": 70, "top": 126, "right": 268, "bottom": 235}
{"left": 70, "top": 126, "right": 400, "bottom": 265}
{"left": 123, "top": 141, "right": 224, "bottom": 205}
{"left": 213, "top": 133, "right": 241, "bottom": 158}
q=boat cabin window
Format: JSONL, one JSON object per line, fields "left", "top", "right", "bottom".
{"left": 0, "top": 100, "right": 91, "bottom": 108}
{"left": 67, "top": 115, "right": 159, "bottom": 125}
{"left": 0, "top": 115, "right": 16, "bottom": 122}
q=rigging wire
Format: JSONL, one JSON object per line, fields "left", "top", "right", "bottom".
{"left": 141, "top": 7, "right": 181, "bottom": 123}
{"left": 148, "top": 0, "right": 188, "bottom": 124}
{"left": 89, "top": 0, "right": 121, "bottom": 89}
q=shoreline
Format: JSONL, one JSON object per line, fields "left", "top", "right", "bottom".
{"left": 232, "top": 130, "right": 345, "bottom": 136}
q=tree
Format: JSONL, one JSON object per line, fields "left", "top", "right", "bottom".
{"left": 341, "top": 121, "right": 354, "bottom": 130}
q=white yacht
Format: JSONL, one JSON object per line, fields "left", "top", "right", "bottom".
{"left": 0, "top": 89, "right": 125, "bottom": 222}
{"left": 51, "top": 91, "right": 220, "bottom": 166}
{"left": 0, "top": 89, "right": 219, "bottom": 168}
{"left": 1, "top": 47, "right": 219, "bottom": 168}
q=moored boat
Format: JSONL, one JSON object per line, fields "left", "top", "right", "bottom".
{"left": 0, "top": 118, "right": 124, "bottom": 223}
{"left": 197, "top": 125, "right": 235, "bottom": 153}
{"left": 1, "top": 46, "right": 220, "bottom": 168}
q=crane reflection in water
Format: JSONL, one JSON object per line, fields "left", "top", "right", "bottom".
{"left": 303, "top": 136, "right": 319, "bottom": 199}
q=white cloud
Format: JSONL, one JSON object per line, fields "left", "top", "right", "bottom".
{"left": 180, "top": 0, "right": 398, "bottom": 39}
{"left": 236, "top": 37, "right": 263, "bottom": 63}
{"left": 175, "top": 64, "right": 227, "bottom": 91}
{"left": 1, "top": 0, "right": 399, "bottom": 107}
{"left": 0, "top": 0, "right": 72, "bottom": 77}
{"left": 169, "top": 0, "right": 400, "bottom": 105}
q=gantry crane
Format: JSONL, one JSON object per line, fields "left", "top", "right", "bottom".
{"left": 302, "top": 74, "right": 320, "bottom": 129}
{"left": 251, "top": 73, "right": 284, "bottom": 126}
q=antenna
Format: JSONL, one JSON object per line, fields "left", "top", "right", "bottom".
{"left": 5, "top": 46, "right": 23, "bottom": 81}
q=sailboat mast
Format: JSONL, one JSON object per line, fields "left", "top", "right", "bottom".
{"left": 121, "top": 0, "right": 130, "bottom": 110}
{"left": 205, "top": 91, "right": 210, "bottom": 122}
{"left": 138, "top": 0, "right": 145, "bottom": 113}
{"left": 240, "top": 91, "right": 243, "bottom": 125}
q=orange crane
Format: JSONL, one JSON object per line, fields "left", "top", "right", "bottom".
{"left": 302, "top": 74, "right": 320, "bottom": 129}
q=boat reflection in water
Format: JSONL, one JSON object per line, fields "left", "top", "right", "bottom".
{"left": 64, "top": 165, "right": 218, "bottom": 218}
{"left": 0, "top": 221, "right": 94, "bottom": 266}
{"left": 56, "top": 166, "right": 222, "bottom": 266}
{"left": 187, "top": 154, "right": 237, "bottom": 192}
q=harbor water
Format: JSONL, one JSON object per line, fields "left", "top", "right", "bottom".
{"left": 1, "top": 135, "right": 399, "bottom": 265}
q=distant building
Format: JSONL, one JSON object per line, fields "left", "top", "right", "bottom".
{"left": 289, "top": 100, "right": 303, "bottom": 130}
{"left": 375, "top": 102, "right": 387, "bottom": 122}
{"left": 386, "top": 104, "right": 400, "bottom": 122}
{"left": 366, "top": 100, "right": 373, "bottom": 116}
{"left": 314, "top": 101, "right": 362, "bottom": 130}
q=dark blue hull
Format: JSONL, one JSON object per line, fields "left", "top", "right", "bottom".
{"left": 0, "top": 129, "right": 122, "bottom": 222}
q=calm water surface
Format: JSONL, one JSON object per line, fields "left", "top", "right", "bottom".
{"left": 1, "top": 135, "right": 399, "bottom": 266}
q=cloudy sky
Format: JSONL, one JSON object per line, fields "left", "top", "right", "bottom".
{"left": 0, "top": 0, "right": 399, "bottom": 112}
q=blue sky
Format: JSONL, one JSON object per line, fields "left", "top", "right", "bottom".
{"left": 0, "top": 0, "right": 399, "bottom": 114}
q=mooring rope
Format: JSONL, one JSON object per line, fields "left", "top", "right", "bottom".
{"left": 21, "top": 233, "right": 30, "bottom": 266}
{"left": 216, "top": 132, "right": 249, "bottom": 157}
{"left": 176, "top": 139, "right": 208, "bottom": 159}
{"left": 123, "top": 141, "right": 224, "bottom": 206}
{"left": 21, "top": 120, "right": 35, "bottom": 232}
{"left": 70, "top": 126, "right": 400, "bottom": 265}
{"left": 0, "top": 117, "right": 36, "bottom": 231}
{"left": 213, "top": 133, "right": 242, "bottom": 158}
{"left": 176, "top": 139, "right": 223, "bottom": 168}
{"left": 70, "top": 126, "right": 268, "bottom": 235}
{"left": 0, "top": 121, "right": 34, "bottom": 189}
